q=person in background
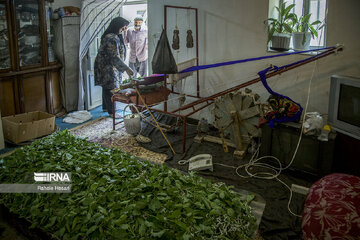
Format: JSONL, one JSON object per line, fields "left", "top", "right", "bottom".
{"left": 125, "top": 16, "right": 148, "bottom": 77}
{"left": 94, "top": 17, "right": 133, "bottom": 118}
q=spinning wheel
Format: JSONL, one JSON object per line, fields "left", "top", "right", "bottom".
{"left": 211, "top": 88, "right": 262, "bottom": 157}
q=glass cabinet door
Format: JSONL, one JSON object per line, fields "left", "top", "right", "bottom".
{"left": 15, "top": 0, "right": 41, "bottom": 67}
{"left": 0, "top": 2, "right": 10, "bottom": 69}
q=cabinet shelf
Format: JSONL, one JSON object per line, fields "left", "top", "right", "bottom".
{"left": 0, "top": 0, "right": 63, "bottom": 117}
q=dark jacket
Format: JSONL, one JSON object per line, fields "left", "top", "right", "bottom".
{"left": 94, "top": 33, "right": 129, "bottom": 89}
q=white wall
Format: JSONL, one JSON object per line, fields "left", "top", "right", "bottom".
{"left": 122, "top": 3, "right": 148, "bottom": 68}
{"left": 148, "top": 0, "right": 360, "bottom": 122}
{"left": 52, "top": 0, "right": 82, "bottom": 10}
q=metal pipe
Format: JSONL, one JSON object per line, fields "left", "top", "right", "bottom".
{"left": 163, "top": 74, "right": 167, "bottom": 111}
{"left": 170, "top": 91, "right": 201, "bottom": 99}
{"left": 146, "top": 108, "right": 183, "bottom": 118}
{"left": 171, "top": 99, "right": 214, "bottom": 113}
{"left": 176, "top": 47, "right": 342, "bottom": 112}
{"left": 185, "top": 101, "right": 215, "bottom": 117}
{"left": 182, "top": 116, "right": 187, "bottom": 152}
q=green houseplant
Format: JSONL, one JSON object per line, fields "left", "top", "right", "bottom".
{"left": 265, "top": 2, "right": 295, "bottom": 51}
{"left": 291, "top": 13, "right": 323, "bottom": 50}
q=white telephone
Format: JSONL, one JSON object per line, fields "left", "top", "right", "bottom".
{"left": 188, "top": 154, "right": 213, "bottom": 172}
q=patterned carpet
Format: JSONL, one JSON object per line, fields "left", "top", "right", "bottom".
{"left": 69, "top": 117, "right": 168, "bottom": 164}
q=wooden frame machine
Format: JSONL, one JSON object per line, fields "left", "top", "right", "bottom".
{"left": 112, "top": 46, "right": 343, "bottom": 153}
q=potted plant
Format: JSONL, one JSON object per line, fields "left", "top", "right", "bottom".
{"left": 291, "top": 13, "right": 323, "bottom": 50}
{"left": 265, "top": 2, "right": 295, "bottom": 51}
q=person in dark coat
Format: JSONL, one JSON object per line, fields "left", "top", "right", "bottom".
{"left": 94, "top": 17, "right": 133, "bottom": 118}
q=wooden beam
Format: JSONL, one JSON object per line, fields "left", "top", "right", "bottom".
{"left": 0, "top": 64, "right": 62, "bottom": 78}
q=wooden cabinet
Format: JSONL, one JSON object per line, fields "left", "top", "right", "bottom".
{"left": 0, "top": 0, "right": 62, "bottom": 117}
{"left": 260, "top": 122, "right": 336, "bottom": 177}
{"left": 21, "top": 72, "right": 47, "bottom": 112}
{"left": 0, "top": 77, "right": 17, "bottom": 116}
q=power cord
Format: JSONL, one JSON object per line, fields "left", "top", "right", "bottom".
{"left": 216, "top": 146, "right": 302, "bottom": 217}
{"left": 211, "top": 57, "right": 320, "bottom": 218}
{"left": 178, "top": 9, "right": 331, "bottom": 218}
{"left": 179, "top": 55, "right": 319, "bottom": 217}
{"left": 213, "top": 144, "right": 302, "bottom": 218}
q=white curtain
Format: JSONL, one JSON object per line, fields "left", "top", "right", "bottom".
{"left": 78, "top": 0, "right": 127, "bottom": 110}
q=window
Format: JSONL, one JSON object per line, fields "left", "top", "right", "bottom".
{"left": 281, "top": 0, "right": 327, "bottom": 48}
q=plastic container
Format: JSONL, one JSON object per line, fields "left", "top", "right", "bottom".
{"left": 57, "top": 8, "right": 65, "bottom": 18}
{"left": 318, "top": 125, "right": 331, "bottom": 141}
{"left": 292, "top": 32, "right": 311, "bottom": 50}
{"left": 123, "top": 105, "right": 141, "bottom": 135}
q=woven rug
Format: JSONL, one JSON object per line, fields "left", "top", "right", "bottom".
{"left": 69, "top": 117, "right": 167, "bottom": 164}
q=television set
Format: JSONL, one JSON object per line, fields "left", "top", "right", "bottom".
{"left": 328, "top": 75, "right": 360, "bottom": 140}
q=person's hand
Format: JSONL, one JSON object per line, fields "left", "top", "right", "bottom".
{"left": 126, "top": 68, "right": 134, "bottom": 77}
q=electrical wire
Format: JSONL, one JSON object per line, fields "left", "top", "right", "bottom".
{"left": 199, "top": 50, "right": 325, "bottom": 218}
{"left": 210, "top": 57, "right": 318, "bottom": 217}
{"left": 165, "top": 7, "right": 330, "bottom": 217}
{"left": 213, "top": 144, "right": 303, "bottom": 217}
{"left": 208, "top": 27, "right": 330, "bottom": 217}
{"left": 276, "top": 177, "right": 303, "bottom": 217}
{"left": 281, "top": 6, "right": 327, "bottom": 170}
{"left": 173, "top": 49, "right": 329, "bottom": 219}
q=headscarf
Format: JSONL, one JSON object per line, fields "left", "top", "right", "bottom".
{"left": 101, "top": 17, "right": 130, "bottom": 41}
{"left": 101, "top": 17, "right": 129, "bottom": 58}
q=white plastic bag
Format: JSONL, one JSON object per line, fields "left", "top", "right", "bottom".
{"left": 302, "top": 112, "right": 323, "bottom": 135}
{"left": 63, "top": 110, "right": 92, "bottom": 124}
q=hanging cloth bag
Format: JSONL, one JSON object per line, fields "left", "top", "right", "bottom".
{"left": 152, "top": 29, "right": 178, "bottom": 74}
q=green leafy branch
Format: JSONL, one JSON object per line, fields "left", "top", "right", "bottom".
{"left": 265, "top": 2, "right": 296, "bottom": 43}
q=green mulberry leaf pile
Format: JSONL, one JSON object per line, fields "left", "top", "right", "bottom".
{"left": 0, "top": 131, "right": 256, "bottom": 239}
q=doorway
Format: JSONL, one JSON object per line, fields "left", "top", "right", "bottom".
{"left": 83, "top": 0, "right": 148, "bottom": 111}
{"left": 122, "top": 1, "right": 148, "bottom": 78}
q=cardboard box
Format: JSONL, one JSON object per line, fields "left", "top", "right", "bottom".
{"left": 1, "top": 111, "right": 55, "bottom": 144}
